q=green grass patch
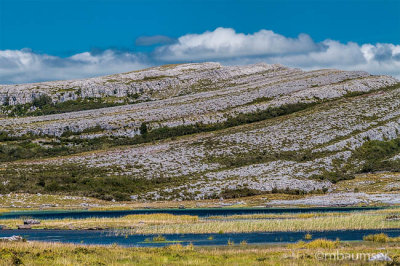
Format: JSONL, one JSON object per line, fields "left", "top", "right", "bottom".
{"left": 0, "top": 163, "right": 190, "bottom": 201}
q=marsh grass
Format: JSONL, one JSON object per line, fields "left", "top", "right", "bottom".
{"left": 208, "top": 212, "right": 352, "bottom": 220}
{"left": 363, "top": 233, "right": 400, "bottom": 243}
{"left": 0, "top": 240, "right": 399, "bottom": 265}
{"left": 142, "top": 235, "right": 181, "bottom": 243}
{"left": 288, "top": 238, "right": 340, "bottom": 249}
{"left": 126, "top": 213, "right": 399, "bottom": 234}
{"left": 152, "top": 235, "right": 167, "bottom": 242}
{"left": 2, "top": 210, "right": 399, "bottom": 234}
{"left": 0, "top": 213, "right": 199, "bottom": 230}
{"left": 304, "top": 233, "right": 312, "bottom": 240}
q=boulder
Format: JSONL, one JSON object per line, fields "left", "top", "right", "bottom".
{"left": 0, "top": 235, "right": 25, "bottom": 242}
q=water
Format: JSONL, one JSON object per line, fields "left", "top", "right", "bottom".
{"left": 0, "top": 207, "right": 385, "bottom": 220}
{"left": 0, "top": 229, "right": 399, "bottom": 247}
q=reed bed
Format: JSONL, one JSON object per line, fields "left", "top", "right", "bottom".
{"left": 0, "top": 213, "right": 198, "bottom": 230}
{"left": 208, "top": 212, "right": 352, "bottom": 220}
{"left": 126, "top": 213, "right": 400, "bottom": 234}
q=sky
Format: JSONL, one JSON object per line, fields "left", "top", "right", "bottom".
{"left": 0, "top": 0, "right": 399, "bottom": 84}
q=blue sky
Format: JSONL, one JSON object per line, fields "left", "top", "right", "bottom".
{"left": 0, "top": 0, "right": 399, "bottom": 84}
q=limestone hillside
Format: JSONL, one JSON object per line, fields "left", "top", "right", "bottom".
{"left": 1, "top": 62, "right": 400, "bottom": 201}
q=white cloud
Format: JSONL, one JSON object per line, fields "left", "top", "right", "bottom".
{"left": 0, "top": 49, "right": 149, "bottom": 84}
{"left": 260, "top": 40, "right": 400, "bottom": 77}
{"left": 1, "top": 27, "right": 400, "bottom": 84}
{"left": 155, "top": 28, "right": 400, "bottom": 78}
{"left": 155, "top": 27, "right": 320, "bottom": 61}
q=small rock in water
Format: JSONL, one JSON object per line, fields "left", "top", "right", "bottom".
{"left": 24, "top": 219, "right": 40, "bottom": 225}
{"left": 369, "top": 253, "right": 392, "bottom": 262}
{"left": 17, "top": 225, "right": 32, "bottom": 230}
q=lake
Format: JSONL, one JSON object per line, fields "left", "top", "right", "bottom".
{"left": 0, "top": 228, "right": 399, "bottom": 247}
{"left": 0, "top": 206, "right": 385, "bottom": 220}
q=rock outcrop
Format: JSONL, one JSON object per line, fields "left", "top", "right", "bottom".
{"left": 1, "top": 62, "right": 400, "bottom": 200}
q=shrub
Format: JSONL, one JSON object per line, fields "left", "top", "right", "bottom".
{"left": 218, "top": 188, "right": 261, "bottom": 199}
{"left": 289, "top": 238, "right": 340, "bottom": 249}
{"left": 363, "top": 233, "right": 400, "bottom": 243}
{"left": 240, "top": 240, "right": 248, "bottom": 246}
{"left": 139, "top": 123, "right": 148, "bottom": 135}
{"left": 152, "top": 235, "right": 166, "bottom": 242}
{"left": 32, "top": 94, "right": 52, "bottom": 108}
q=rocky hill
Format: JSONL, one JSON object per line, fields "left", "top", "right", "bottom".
{"left": 0, "top": 62, "right": 400, "bottom": 201}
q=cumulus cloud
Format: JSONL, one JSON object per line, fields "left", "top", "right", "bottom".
{"left": 155, "top": 28, "right": 400, "bottom": 78}
{"left": 0, "top": 49, "right": 149, "bottom": 84}
{"left": 256, "top": 40, "right": 400, "bottom": 77}
{"left": 1, "top": 27, "right": 400, "bottom": 84}
{"left": 155, "top": 27, "right": 321, "bottom": 60}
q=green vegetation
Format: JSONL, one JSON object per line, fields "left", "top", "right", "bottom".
{"left": 213, "top": 186, "right": 326, "bottom": 200}
{"left": 137, "top": 102, "right": 317, "bottom": 143}
{"left": 353, "top": 138, "right": 400, "bottom": 173}
{"left": 310, "top": 137, "right": 400, "bottom": 183}
{"left": 142, "top": 75, "right": 168, "bottom": 81}
{"left": 217, "top": 188, "right": 262, "bottom": 199}
{"left": 0, "top": 163, "right": 190, "bottom": 201}
{"left": 1, "top": 94, "right": 141, "bottom": 117}
{"left": 245, "top": 96, "right": 273, "bottom": 105}
{"left": 0, "top": 132, "right": 110, "bottom": 162}
{"left": 32, "top": 94, "right": 53, "bottom": 108}
{"left": 310, "top": 167, "right": 355, "bottom": 184}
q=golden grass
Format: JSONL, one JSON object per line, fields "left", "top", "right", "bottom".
{"left": 0, "top": 213, "right": 198, "bottom": 230}
{"left": 128, "top": 213, "right": 400, "bottom": 234}
{"left": 363, "top": 233, "right": 400, "bottom": 243}
{"left": 0, "top": 240, "right": 399, "bottom": 265}
{"left": 0, "top": 208, "right": 10, "bottom": 213}
{"left": 208, "top": 212, "right": 352, "bottom": 220}
{"left": 288, "top": 239, "right": 340, "bottom": 249}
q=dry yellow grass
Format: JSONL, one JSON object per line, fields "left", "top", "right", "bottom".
{"left": 208, "top": 212, "right": 351, "bottom": 220}
{"left": 128, "top": 213, "right": 400, "bottom": 234}
{"left": 1, "top": 213, "right": 198, "bottom": 230}
{"left": 0, "top": 240, "right": 399, "bottom": 265}
{"left": 288, "top": 239, "right": 340, "bottom": 249}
